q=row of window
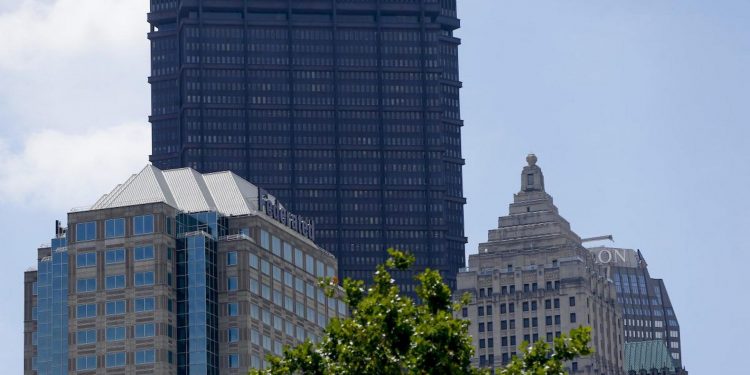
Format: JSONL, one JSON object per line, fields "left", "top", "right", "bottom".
{"left": 77, "top": 349, "right": 156, "bottom": 370}
{"left": 76, "top": 296, "right": 158, "bottom": 319}
{"left": 76, "top": 271, "right": 155, "bottom": 293}
{"left": 75, "top": 215, "right": 154, "bottom": 242}
{"left": 77, "top": 246, "right": 156, "bottom": 268}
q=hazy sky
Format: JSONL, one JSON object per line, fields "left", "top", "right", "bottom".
{"left": 1, "top": 1, "right": 747, "bottom": 373}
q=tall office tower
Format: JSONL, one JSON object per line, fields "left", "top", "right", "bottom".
{"left": 24, "top": 166, "right": 345, "bottom": 374}
{"left": 589, "top": 247, "right": 687, "bottom": 374}
{"left": 457, "top": 155, "right": 625, "bottom": 374}
{"left": 147, "top": 0, "right": 466, "bottom": 291}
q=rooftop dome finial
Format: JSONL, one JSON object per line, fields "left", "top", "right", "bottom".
{"left": 526, "top": 153, "right": 538, "bottom": 166}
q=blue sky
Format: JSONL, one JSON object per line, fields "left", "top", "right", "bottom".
{"left": 1, "top": 0, "right": 747, "bottom": 373}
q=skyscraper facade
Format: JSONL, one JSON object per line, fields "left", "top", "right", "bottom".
{"left": 24, "top": 166, "right": 345, "bottom": 374}
{"left": 457, "top": 155, "right": 625, "bottom": 374}
{"left": 589, "top": 247, "right": 686, "bottom": 373}
{"left": 147, "top": 0, "right": 466, "bottom": 290}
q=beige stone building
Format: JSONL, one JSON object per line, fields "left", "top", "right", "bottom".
{"left": 457, "top": 155, "right": 625, "bottom": 374}
{"left": 24, "top": 166, "right": 345, "bottom": 374}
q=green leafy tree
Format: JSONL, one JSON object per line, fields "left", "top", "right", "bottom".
{"left": 250, "top": 249, "right": 592, "bottom": 375}
{"left": 500, "top": 326, "right": 594, "bottom": 375}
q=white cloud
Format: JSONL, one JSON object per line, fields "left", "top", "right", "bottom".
{"left": 0, "top": 0, "right": 151, "bottom": 137}
{"left": 0, "top": 0, "right": 149, "bottom": 70}
{"left": 0, "top": 123, "right": 151, "bottom": 211}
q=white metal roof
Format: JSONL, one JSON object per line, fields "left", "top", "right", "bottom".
{"left": 87, "top": 165, "right": 262, "bottom": 215}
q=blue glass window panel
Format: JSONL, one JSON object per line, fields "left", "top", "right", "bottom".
{"left": 294, "top": 248, "right": 303, "bottom": 268}
{"left": 105, "top": 275, "right": 125, "bottom": 290}
{"left": 249, "top": 253, "right": 258, "bottom": 268}
{"left": 106, "top": 352, "right": 126, "bottom": 368}
{"left": 76, "top": 278, "right": 96, "bottom": 293}
{"left": 227, "top": 303, "right": 239, "bottom": 316}
{"left": 135, "top": 271, "right": 155, "bottom": 286}
{"left": 271, "top": 236, "right": 281, "bottom": 256}
{"left": 106, "top": 326, "right": 126, "bottom": 341}
{"left": 135, "top": 323, "right": 156, "bottom": 338}
{"left": 76, "top": 252, "right": 96, "bottom": 268}
{"left": 316, "top": 260, "right": 324, "bottom": 277}
{"left": 77, "top": 329, "right": 96, "bottom": 345}
{"left": 260, "top": 230, "right": 270, "bottom": 249}
{"left": 305, "top": 254, "right": 314, "bottom": 274}
{"left": 105, "top": 218, "right": 125, "bottom": 238}
{"left": 261, "top": 259, "right": 270, "bottom": 275}
{"left": 76, "top": 303, "right": 96, "bottom": 319}
{"left": 227, "top": 276, "right": 238, "bottom": 291}
{"left": 76, "top": 355, "right": 97, "bottom": 370}
{"left": 283, "top": 243, "right": 292, "bottom": 262}
{"left": 136, "top": 349, "right": 156, "bottom": 364}
{"left": 228, "top": 327, "right": 239, "bottom": 342}
{"left": 135, "top": 245, "right": 155, "bottom": 261}
{"left": 135, "top": 297, "right": 155, "bottom": 312}
{"left": 133, "top": 214, "right": 154, "bottom": 235}
{"left": 106, "top": 300, "right": 126, "bottom": 315}
{"left": 228, "top": 353, "right": 239, "bottom": 368}
{"left": 76, "top": 221, "right": 96, "bottom": 242}
{"left": 105, "top": 248, "right": 125, "bottom": 264}
{"left": 227, "top": 251, "right": 238, "bottom": 266}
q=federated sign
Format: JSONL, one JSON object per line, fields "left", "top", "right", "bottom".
{"left": 259, "top": 189, "right": 316, "bottom": 242}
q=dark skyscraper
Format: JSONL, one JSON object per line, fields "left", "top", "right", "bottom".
{"left": 147, "top": 0, "right": 465, "bottom": 290}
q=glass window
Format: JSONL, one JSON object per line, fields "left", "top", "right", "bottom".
{"left": 227, "top": 276, "right": 238, "bottom": 291}
{"left": 135, "top": 323, "right": 155, "bottom": 338}
{"left": 76, "top": 252, "right": 96, "bottom": 268}
{"left": 228, "top": 353, "right": 240, "bottom": 368}
{"left": 106, "top": 326, "right": 125, "bottom": 341}
{"left": 316, "top": 260, "right": 324, "bottom": 277}
{"left": 294, "top": 248, "right": 303, "bottom": 268}
{"left": 77, "top": 329, "right": 96, "bottom": 345}
{"left": 136, "top": 349, "right": 156, "bottom": 364}
{"left": 135, "top": 297, "right": 155, "bottom": 312}
{"left": 305, "top": 254, "right": 314, "bottom": 274}
{"left": 105, "top": 275, "right": 125, "bottom": 290}
{"left": 283, "top": 243, "right": 293, "bottom": 262}
{"left": 272, "top": 236, "right": 281, "bottom": 256}
{"left": 105, "top": 248, "right": 125, "bottom": 264}
{"left": 250, "top": 278, "right": 259, "bottom": 294}
{"left": 106, "top": 300, "right": 126, "bottom": 315}
{"left": 326, "top": 265, "right": 335, "bottom": 278}
{"left": 228, "top": 327, "right": 239, "bottom": 342}
{"left": 260, "top": 230, "right": 270, "bottom": 249}
{"left": 76, "top": 278, "right": 96, "bottom": 293}
{"left": 106, "top": 352, "right": 126, "bottom": 368}
{"left": 76, "top": 303, "right": 96, "bottom": 319}
{"left": 249, "top": 253, "right": 259, "bottom": 268}
{"left": 133, "top": 214, "right": 154, "bottom": 235}
{"left": 76, "top": 221, "right": 96, "bottom": 242}
{"left": 105, "top": 218, "right": 125, "bottom": 238}
{"left": 228, "top": 302, "right": 239, "bottom": 316}
{"left": 261, "top": 259, "right": 270, "bottom": 275}
{"left": 135, "top": 271, "right": 155, "bottom": 286}
{"left": 76, "top": 355, "right": 97, "bottom": 371}
{"left": 134, "top": 245, "right": 154, "bottom": 261}
{"left": 272, "top": 265, "right": 281, "bottom": 281}
{"left": 227, "top": 251, "right": 238, "bottom": 266}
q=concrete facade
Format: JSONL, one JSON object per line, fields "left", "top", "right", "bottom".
{"left": 457, "top": 155, "right": 625, "bottom": 374}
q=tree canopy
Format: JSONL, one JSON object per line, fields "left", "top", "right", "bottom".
{"left": 250, "top": 249, "right": 592, "bottom": 375}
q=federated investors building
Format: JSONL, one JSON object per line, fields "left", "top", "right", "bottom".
{"left": 24, "top": 165, "right": 345, "bottom": 374}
